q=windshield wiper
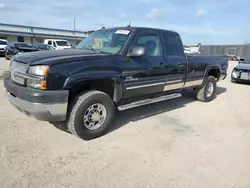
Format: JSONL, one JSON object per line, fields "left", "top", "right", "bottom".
{"left": 83, "top": 47, "right": 114, "bottom": 54}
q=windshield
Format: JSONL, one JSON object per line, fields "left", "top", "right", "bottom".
{"left": 16, "top": 43, "right": 30, "bottom": 48}
{"left": 76, "top": 28, "right": 132, "bottom": 54}
{"left": 56, "top": 41, "right": 70, "bottom": 46}
{"left": 38, "top": 44, "right": 50, "bottom": 49}
{"left": 0, "top": 40, "right": 7, "bottom": 45}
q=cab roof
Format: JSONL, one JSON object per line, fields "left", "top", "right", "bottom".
{"left": 99, "top": 26, "right": 179, "bottom": 35}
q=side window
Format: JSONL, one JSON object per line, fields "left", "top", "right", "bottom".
{"left": 135, "top": 33, "right": 162, "bottom": 56}
{"left": 163, "top": 32, "right": 184, "bottom": 56}
{"left": 53, "top": 41, "right": 57, "bottom": 47}
{"left": 48, "top": 41, "right": 52, "bottom": 45}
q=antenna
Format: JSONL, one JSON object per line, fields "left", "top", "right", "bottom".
{"left": 127, "top": 21, "right": 131, "bottom": 27}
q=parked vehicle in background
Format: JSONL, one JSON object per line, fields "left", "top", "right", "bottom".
{"left": 4, "top": 26, "right": 228, "bottom": 140}
{"left": 0, "top": 39, "right": 8, "bottom": 56}
{"left": 4, "top": 42, "right": 39, "bottom": 60}
{"left": 190, "top": 46, "right": 201, "bottom": 54}
{"left": 34, "top": 43, "right": 54, "bottom": 51}
{"left": 231, "top": 58, "right": 250, "bottom": 83}
{"left": 44, "top": 39, "right": 72, "bottom": 50}
{"left": 184, "top": 47, "right": 191, "bottom": 54}
{"left": 185, "top": 47, "right": 200, "bottom": 54}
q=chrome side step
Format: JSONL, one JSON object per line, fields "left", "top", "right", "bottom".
{"left": 117, "top": 93, "right": 182, "bottom": 111}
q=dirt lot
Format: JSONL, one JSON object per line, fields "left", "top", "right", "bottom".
{"left": 0, "top": 58, "right": 250, "bottom": 188}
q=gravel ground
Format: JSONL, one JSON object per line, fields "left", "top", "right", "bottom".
{"left": 0, "top": 56, "right": 10, "bottom": 70}
{"left": 0, "top": 58, "right": 250, "bottom": 188}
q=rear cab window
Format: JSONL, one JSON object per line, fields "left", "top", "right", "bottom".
{"left": 163, "top": 31, "right": 184, "bottom": 56}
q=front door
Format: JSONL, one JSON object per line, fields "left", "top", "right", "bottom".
{"left": 161, "top": 31, "right": 186, "bottom": 91}
{"left": 122, "top": 31, "right": 166, "bottom": 99}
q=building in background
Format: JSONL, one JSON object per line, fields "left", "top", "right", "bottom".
{"left": 0, "top": 23, "right": 95, "bottom": 47}
{"left": 201, "top": 44, "right": 250, "bottom": 60}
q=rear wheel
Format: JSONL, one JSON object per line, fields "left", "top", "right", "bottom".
{"left": 196, "top": 76, "right": 217, "bottom": 102}
{"left": 67, "top": 90, "right": 115, "bottom": 140}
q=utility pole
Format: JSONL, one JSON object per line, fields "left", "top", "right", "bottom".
{"left": 74, "top": 17, "right": 76, "bottom": 30}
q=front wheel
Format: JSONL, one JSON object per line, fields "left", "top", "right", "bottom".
{"left": 196, "top": 76, "right": 217, "bottom": 102}
{"left": 67, "top": 90, "right": 115, "bottom": 140}
{"left": 4, "top": 52, "right": 9, "bottom": 60}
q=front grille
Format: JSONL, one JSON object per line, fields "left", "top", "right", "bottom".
{"left": 10, "top": 61, "right": 29, "bottom": 85}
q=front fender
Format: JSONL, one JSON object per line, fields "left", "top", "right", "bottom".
{"left": 63, "top": 71, "right": 123, "bottom": 103}
{"left": 63, "top": 71, "right": 121, "bottom": 89}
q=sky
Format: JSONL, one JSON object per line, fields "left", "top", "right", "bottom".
{"left": 0, "top": 0, "right": 249, "bottom": 45}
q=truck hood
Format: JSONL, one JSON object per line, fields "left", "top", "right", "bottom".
{"left": 14, "top": 49, "right": 110, "bottom": 66}
{"left": 236, "top": 63, "right": 250, "bottom": 70}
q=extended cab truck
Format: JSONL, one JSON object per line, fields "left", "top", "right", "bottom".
{"left": 4, "top": 27, "right": 228, "bottom": 140}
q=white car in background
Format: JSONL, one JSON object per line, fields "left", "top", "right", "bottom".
{"left": 44, "top": 39, "right": 72, "bottom": 50}
{"left": 184, "top": 47, "right": 200, "bottom": 54}
{"left": 0, "top": 39, "right": 8, "bottom": 55}
{"left": 184, "top": 48, "right": 192, "bottom": 54}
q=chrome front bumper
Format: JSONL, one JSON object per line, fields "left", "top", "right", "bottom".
{"left": 5, "top": 90, "right": 67, "bottom": 122}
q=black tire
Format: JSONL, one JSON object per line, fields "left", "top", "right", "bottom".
{"left": 4, "top": 52, "right": 9, "bottom": 60}
{"left": 196, "top": 76, "right": 217, "bottom": 102}
{"left": 231, "top": 78, "right": 237, "bottom": 83}
{"left": 67, "top": 90, "right": 115, "bottom": 140}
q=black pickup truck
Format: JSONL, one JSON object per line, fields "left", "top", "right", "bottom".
{"left": 4, "top": 27, "right": 228, "bottom": 140}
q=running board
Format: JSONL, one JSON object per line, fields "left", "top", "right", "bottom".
{"left": 117, "top": 93, "right": 182, "bottom": 111}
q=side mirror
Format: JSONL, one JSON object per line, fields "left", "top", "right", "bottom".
{"left": 128, "top": 46, "right": 146, "bottom": 57}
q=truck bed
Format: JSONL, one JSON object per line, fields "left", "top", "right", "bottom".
{"left": 187, "top": 55, "right": 228, "bottom": 80}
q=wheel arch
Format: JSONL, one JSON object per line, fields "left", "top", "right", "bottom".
{"left": 201, "top": 66, "right": 221, "bottom": 87}
{"left": 64, "top": 76, "right": 122, "bottom": 105}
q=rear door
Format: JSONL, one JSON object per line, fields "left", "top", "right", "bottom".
{"left": 122, "top": 30, "right": 167, "bottom": 99}
{"left": 162, "top": 31, "right": 186, "bottom": 91}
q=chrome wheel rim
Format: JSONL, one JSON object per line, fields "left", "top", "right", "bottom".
{"left": 83, "top": 103, "right": 107, "bottom": 130}
{"left": 206, "top": 82, "right": 214, "bottom": 97}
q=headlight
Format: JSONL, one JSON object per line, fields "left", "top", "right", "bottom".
{"left": 27, "top": 65, "right": 49, "bottom": 89}
{"left": 232, "top": 69, "right": 239, "bottom": 78}
{"left": 28, "top": 65, "right": 49, "bottom": 76}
